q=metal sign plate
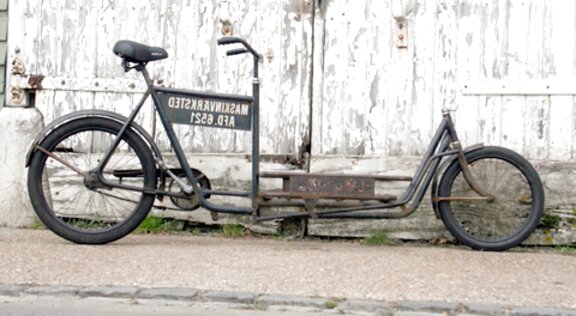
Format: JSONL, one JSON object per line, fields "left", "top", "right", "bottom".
{"left": 160, "top": 92, "right": 252, "bottom": 131}
{"left": 288, "top": 175, "right": 375, "bottom": 198}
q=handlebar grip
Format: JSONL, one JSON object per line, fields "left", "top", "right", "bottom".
{"left": 226, "top": 48, "right": 249, "bottom": 56}
{"left": 217, "top": 37, "right": 241, "bottom": 45}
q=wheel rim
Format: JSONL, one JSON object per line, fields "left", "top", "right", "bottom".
{"left": 39, "top": 128, "right": 149, "bottom": 233}
{"left": 446, "top": 157, "right": 534, "bottom": 242}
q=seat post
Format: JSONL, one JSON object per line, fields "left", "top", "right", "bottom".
{"left": 137, "top": 64, "right": 154, "bottom": 88}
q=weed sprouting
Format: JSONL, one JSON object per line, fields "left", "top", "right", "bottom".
{"left": 221, "top": 224, "right": 246, "bottom": 238}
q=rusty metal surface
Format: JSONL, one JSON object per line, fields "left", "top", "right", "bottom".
{"left": 28, "top": 74, "right": 45, "bottom": 90}
{"left": 259, "top": 191, "right": 397, "bottom": 202}
{"left": 453, "top": 141, "right": 495, "bottom": 201}
{"left": 11, "top": 57, "right": 25, "bottom": 75}
{"left": 260, "top": 171, "right": 412, "bottom": 182}
{"left": 288, "top": 174, "right": 375, "bottom": 198}
{"left": 434, "top": 196, "right": 494, "bottom": 202}
{"left": 10, "top": 86, "right": 23, "bottom": 105}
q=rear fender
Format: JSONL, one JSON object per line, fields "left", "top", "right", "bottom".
{"left": 25, "top": 110, "right": 163, "bottom": 167}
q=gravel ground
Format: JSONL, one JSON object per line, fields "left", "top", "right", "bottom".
{"left": 0, "top": 227, "right": 574, "bottom": 310}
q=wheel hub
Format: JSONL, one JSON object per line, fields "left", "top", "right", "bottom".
{"left": 83, "top": 172, "right": 110, "bottom": 190}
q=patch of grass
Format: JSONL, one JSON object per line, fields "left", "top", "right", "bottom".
{"left": 189, "top": 227, "right": 202, "bottom": 236}
{"left": 27, "top": 218, "right": 46, "bottom": 230}
{"left": 272, "top": 231, "right": 285, "bottom": 240}
{"left": 324, "top": 300, "right": 338, "bottom": 309}
{"left": 135, "top": 215, "right": 181, "bottom": 234}
{"left": 539, "top": 213, "right": 562, "bottom": 230}
{"left": 364, "top": 229, "right": 393, "bottom": 246}
{"left": 557, "top": 245, "right": 576, "bottom": 255}
{"left": 221, "top": 224, "right": 246, "bottom": 238}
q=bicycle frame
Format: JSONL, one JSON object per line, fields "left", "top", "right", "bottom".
{"left": 25, "top": 37, "right": 543, "bottom": 250}
{"left": 82, "top": 41, "right": 490, "bottom": 222}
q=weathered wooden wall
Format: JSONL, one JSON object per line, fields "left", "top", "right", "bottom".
{"left": 312, "top": 0, "right": 576, "bottom": 160}
{"left": 8, "top": 0, "right": 312, "bottom": 155}
{"left": 9, "top": 0, "right": 576, "bottom": 158}
{"left": 6, "top": 0, "right": 576, "bottom": 243}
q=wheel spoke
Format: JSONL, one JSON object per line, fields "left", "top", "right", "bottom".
{"left": 438, "top": 147, "right": 543, "bottom": 251}
{"left": 28, "top": 118, "right": 156, "bottom": 244}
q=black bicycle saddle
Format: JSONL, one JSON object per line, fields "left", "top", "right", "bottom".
{"left": 113, "top": 40, "right": 168, "bottom": 63}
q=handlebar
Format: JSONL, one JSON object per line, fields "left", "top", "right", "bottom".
{"left": 217, "top": 37, "right": 261, "bottom": 61}
{"left": 226, "top": 48, "right": 249, "bottom": 56}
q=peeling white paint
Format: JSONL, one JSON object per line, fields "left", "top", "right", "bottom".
{"left": 6, "top": 0, "right": 576, "bottom": 240}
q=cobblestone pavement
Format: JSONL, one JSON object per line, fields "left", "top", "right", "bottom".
{"left": 0, "top": 228, "right": 575, "bottom": 315}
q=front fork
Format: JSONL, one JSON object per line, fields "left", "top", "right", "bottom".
{"left": 431, "top": 142, "right": 494, "bottom": 218}
{"left": 451, "top": 141, "right": 495, "bottom": 201}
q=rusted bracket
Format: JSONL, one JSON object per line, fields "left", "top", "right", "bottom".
{"left": 303, "top": 198, "right": 318, "bottom": 219}
{"left": 7, "top": 54, "right": 44, "bottom": 107}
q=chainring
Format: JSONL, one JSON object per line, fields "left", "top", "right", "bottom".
{"left": 168, "top": 169, "right": 211, "bottom": 211}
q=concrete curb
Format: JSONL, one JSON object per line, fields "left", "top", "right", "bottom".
{"left": 1, "top": 284, "right": 575, "bottom": 316}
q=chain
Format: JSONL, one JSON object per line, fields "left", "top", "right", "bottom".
{"left": 93, "top": 189, "right": 192, "bottom": 211}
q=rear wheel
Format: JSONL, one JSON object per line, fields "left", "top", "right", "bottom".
{"left": 437, "top": 146, "right": 544, "bottom": 251}
{"left": 27, "top": 117, "right": 157, "bottom": 244}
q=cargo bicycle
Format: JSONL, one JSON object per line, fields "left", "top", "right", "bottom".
{"left": 26, "top": 37, "right": 544, "bottom": 250}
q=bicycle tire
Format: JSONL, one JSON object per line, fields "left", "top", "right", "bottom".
{"left": 437, "top": 146, "right": 544, "bottom": 251}
{"left": 27, "top": 117, "right": 157, "bottom": 244}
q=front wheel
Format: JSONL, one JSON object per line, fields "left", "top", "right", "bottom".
{"left": 27, "top": 117, "right": 157, "bottom": 244}
{"left": 437, "top": 146, "right": 544, "bottom": 251}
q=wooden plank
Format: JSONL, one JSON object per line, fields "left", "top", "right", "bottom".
{"left": 409, "top": 0, "right": 436, "bottom": 155}
{"left": 310, "top": 0, "right": 326, "bottom": 156}
{"left": 316, "top": 0, "right": 346, "bottom": 154}
{"left": 521, "top": 1, "right": 550, "bottom": 159}
{"left": 548, "top": 0, "right": 575, "bottom": 160}
{"left": 0, "top": 42, "right": 7, "bottom": 66}
{"left": 363, "top": 0, "right": 390, "bottom": 156}
{"left": 275, "top": 0, "right": 313, "bottom": 156}
{"left": 37, "top": 0, "right": 61, "bottom": 75}
{"left": 167, "top": 0, "right": 206, "bottom": 153}
{"left": 315, "top": 0, "right": 396, "bottom": 156}
{"left": 208, "top": 0, "right": 246, "bottom": 153}
{"left": 0, "top": 12, "right": 7, "bottom": 41}
{"left": 6, "top": 0, "right": 40, "bottom": 82}
{"left": 474, "top": 0, "right": 506, "bottom": 147}
{"left": 523, "top": 97, "right": 550, "bottom": 159}
{"left": 461, "top": 80, "right": 576, "bottom": 95}
{"left": 501, "top": 1, "right": 529, "bottom": 154}
{"left": 433, "top": 0, "right": 457, "bottom": 132}
{"left": 34, "top": 90, "right": 55, "bottom": 123}
{"left": 22, "top": 76, "right": 146, "bottom": 93}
